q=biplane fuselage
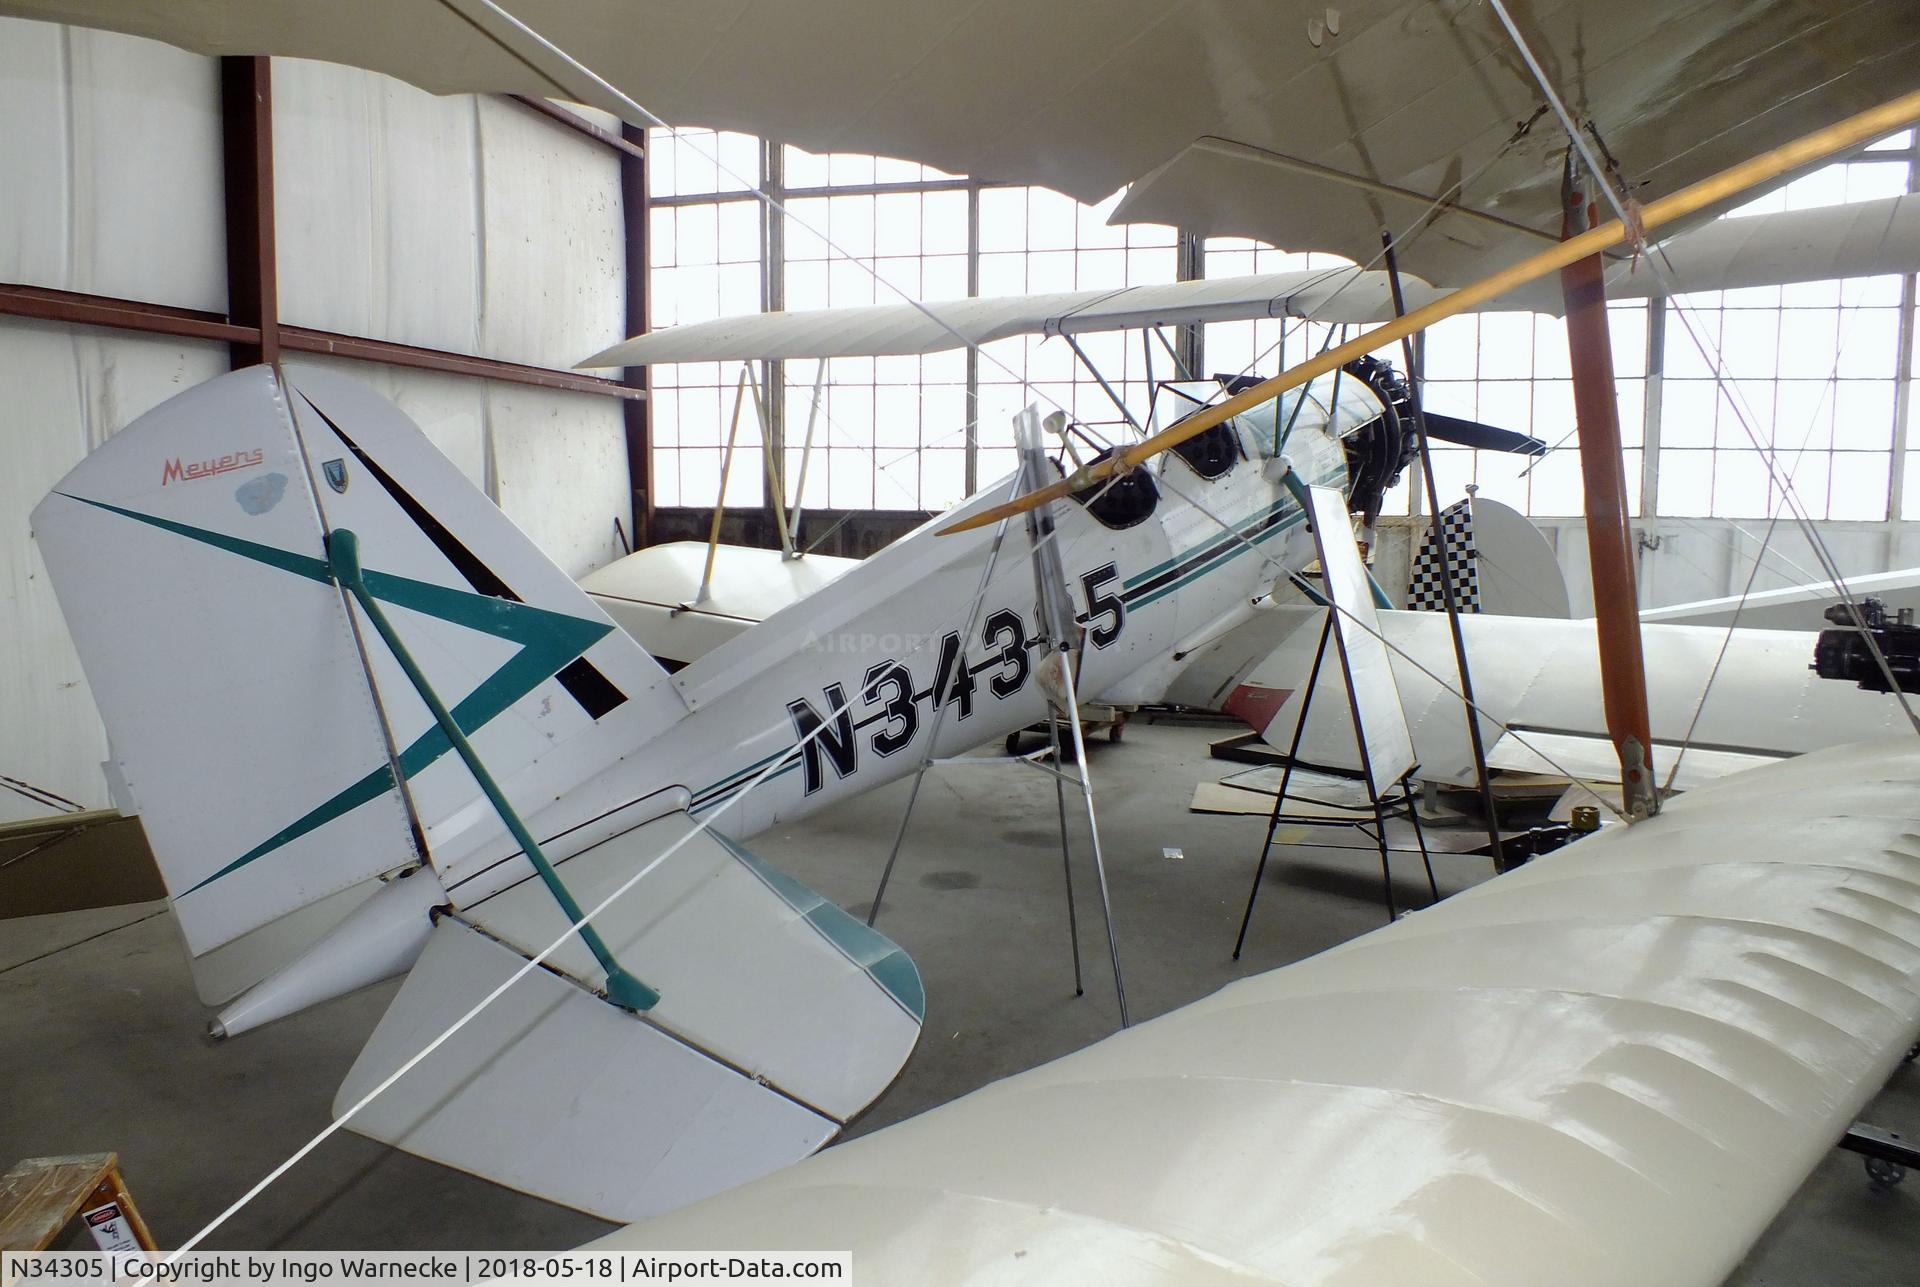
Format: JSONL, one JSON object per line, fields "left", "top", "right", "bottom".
{"left": 424, "top": 391, "right": 1363, "bottom": 909}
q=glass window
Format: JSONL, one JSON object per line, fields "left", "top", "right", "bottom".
{"left": 645, "top": 126, "right": 1915, "bottom": 529}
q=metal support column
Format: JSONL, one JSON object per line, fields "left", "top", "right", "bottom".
{"left": 761, "top": 140, "right": 787, "bottom": 526}
{"left": 964, "top": 184, "right": 982, "bottom": 498}
{"left": 1382, "top": 236, "right": 1507, "bottom": 867}
{"left": 220, "top": 56, "right": 277, "bottom": 370}
{"left": 1175, "top": 230, "right": 1206, "bottom": 378}
{"left": 619, "top": 121, "right": 653, "bottom": 547}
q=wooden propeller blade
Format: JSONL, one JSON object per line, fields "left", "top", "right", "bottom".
{"left": 940, "top": 87, "right": 1920, "bottom": 535}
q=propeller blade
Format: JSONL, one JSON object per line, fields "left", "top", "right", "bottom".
{"left": 937, "top": 86, "right": 1920, "bottom": 536}
{"left": 1423, "top": 413, "right": 1547, "bottom": 456}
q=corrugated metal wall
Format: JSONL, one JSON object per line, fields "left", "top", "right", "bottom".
{"left": 0, "top": 19, "right": 632, "bottom": 819}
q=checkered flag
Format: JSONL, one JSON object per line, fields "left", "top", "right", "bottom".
{"left": 1407, "top": 497, "right": 1480, "bottom": 612}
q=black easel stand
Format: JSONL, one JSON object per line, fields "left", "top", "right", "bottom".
{"left": 1233, "top": 609, "right": 1439, "bottom": 959}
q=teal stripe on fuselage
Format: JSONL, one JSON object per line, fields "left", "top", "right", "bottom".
{"left": 1121, "top": 496, "right": 1288, "bottom": 592}
{"left": 1128, "top": 508, "right": 1306, "bottom": 611}
{"left": 1122, "top": 469, "right": 1342, "bottom": 604}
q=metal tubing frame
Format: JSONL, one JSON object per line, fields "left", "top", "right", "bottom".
{"left": 1234, "top": 612, "right": 1335, "bottom": 959}
{"left": 325, "top": 528, "right": 659, "bottom": 1012}
{"left": 862, "top": 470, "right": 1087, "bottom": 999}
{"left": 1043, "top": 709, "right": 1087, "bottom": 999}
{"left": 1019, "top": 422, "right": 1127, "bottom": 1026}
{"left": 1380, "top": 236, "right": 1510, "bottom": 865}
{"left": 695, "top": 368, "right": 752, "bottom": 605}
{"left": 1316, "top": 555, "right": 1439, "bottom": 922}
{"left": 866, "top": 509, "right": 1008, "bottom": 914}
{"left": 746, "top": 366, "right": 796, "bottom": 558}
{"left": 787, "top": 359, "right": 826, "bottom": 553}
{"left": 1065, "top": 334, "right": 1144, "bottom": 436}
{"left": 1233, "top": 562, "right": 1440, "bottom": 955}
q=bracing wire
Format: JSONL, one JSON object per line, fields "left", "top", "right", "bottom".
{"left": 1479, "top": 2, "right": 1920, "bottom": 737}
{"left": 1656, "top": 295, "right": 1902, "bottom": 791}
{"left": 169, "top": 478, "right": 1134, "bottom": 1255}
{"left": 1147, "top": 466, "right": 1637, "bottom": 823}
{"left": 185, "top": 2, "right": 1903, "bottom": 1246}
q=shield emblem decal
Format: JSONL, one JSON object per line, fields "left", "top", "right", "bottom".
{"left": 322, "top": 458, "right": 349, "bottom": 493}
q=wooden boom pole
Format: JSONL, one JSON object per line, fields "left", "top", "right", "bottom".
{"left": 1560, "top": 172, "right": 1657, "bottom": 817}
{"left": 941, "top": 88, "right": 1920, "bottom": 536}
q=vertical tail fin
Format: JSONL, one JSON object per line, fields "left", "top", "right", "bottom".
{"left": 32, "top": 365, "right": 685, "bottom": 955}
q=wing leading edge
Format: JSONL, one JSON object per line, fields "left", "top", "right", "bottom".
{"left": 594, "top": 738, "right": 1920, "bottom": 1285}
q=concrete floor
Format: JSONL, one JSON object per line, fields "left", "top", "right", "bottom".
{"left": 3, "top": 718, "right": 1916, "bottom": 1279}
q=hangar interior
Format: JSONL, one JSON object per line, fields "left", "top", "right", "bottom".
{"left": 3, "top": 8, "right": 1920, "bottom": 1284}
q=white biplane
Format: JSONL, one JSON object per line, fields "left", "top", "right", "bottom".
{"left": 12, "top": 0, "right": 1920, "bottom": 1280}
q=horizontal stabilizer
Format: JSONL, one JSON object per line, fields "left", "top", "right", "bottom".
{"left": 337, "top": 919, "right": 836, "bottom": 1220}
{"left": 339, "top": 811, "right": 923, "bottom": 1220}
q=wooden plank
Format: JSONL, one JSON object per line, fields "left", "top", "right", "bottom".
{"left": 0, "top": 1154, "right": 113, "bottom": 1250}
{"left": 0, "top": 813, "right": 163, "bottom": 920}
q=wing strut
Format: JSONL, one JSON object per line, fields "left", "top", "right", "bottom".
{"left": 865, "top": 410, "right": 1131, "bottom": 1027}
{"left": 326, "top": 527, "right": 660, "bottom": 1012}
{"left": 1380, "top": 235, "right": 1510, "bottom": 864}
{"left": 1560, "top": 174, "right": 1660, "bottom": 818}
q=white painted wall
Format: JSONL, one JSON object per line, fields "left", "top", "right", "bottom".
{"left": 0, "top": 19, "right": 633, "bottom": 818}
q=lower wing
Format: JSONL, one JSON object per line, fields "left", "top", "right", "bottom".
{"left": 593, "top": 738, "right": 1920, "bottom": 1282}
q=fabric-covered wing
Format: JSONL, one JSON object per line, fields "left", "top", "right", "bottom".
{"left": 593, "top": 738, "right": 1920, "bottom": 1283}
{"left": 10, "top": 2, "right": 1919, "bottom": 285}
{"left": 1491, "top": 192, "right": 1920, "bottom": 313}
{"left": 582, "top": 268, "right": 1446, "bottom": 366}
{"left": 1165, "top": 604, "right": 1909, "bottom": 787}
{"left": 587, "top": 197, "right": 1920, "bottom": 368}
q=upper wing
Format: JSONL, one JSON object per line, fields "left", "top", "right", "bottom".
{"left": 10, "top": 2, "right": 1918, "bottom": 284}
{"left": 592, "top": 738, "right": 1920, "bottom": 1283}
{"left": 1490, "top": 192, "right": 1920, "bottom": 313}
{"left": 586, "top": 197, "right": 1920, "bottom": 368}
{"left": 583, "top": 267, "right": 1447, "bottom": 366}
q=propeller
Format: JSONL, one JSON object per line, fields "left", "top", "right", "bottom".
{"left": 1422, "top": 413, "right": 1547, "bottom": 457}
{"left": 937, "top": 86, "right": 1920, "bottom": 536}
